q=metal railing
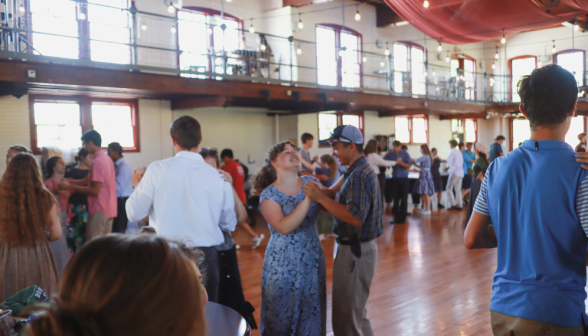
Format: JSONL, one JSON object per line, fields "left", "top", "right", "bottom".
{"left": 1, "top": 0, "right": 585, "bottom": 105}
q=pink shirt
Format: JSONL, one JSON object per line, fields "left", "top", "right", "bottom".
{"left": 88, "top": 149, "right": 117, "bottom": 218}
{"left": 44, "top": 178, "right": 70, "bottom": 212}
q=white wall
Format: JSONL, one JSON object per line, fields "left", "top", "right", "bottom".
{"left": 0, "top": 96, "right": 31, "bottom": 173}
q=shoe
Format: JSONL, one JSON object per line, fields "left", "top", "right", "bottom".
{"left": 235, "top": 244, "right": 241, "bottom": 250}
{"left": 438, "top": 203, "right": 445, "bottom": 209}
{"left": 421, "top": 210, "right": 431, "bottom": 215}
{"left": 251, "top": 234, "right": 265, "bottom": 249}
{"left": 390, "top": 219, "right": 406, "bottom": 224}
{"left": 448, "top": 206, "right": 463, "bottom": 211}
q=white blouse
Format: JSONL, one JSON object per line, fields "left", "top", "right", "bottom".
{"left": 366, "top": 153, "right": 397, "bottom": 175}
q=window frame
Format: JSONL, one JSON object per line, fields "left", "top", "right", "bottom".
{"left": 508, "top": 55, "right": 537, "bottom": 102}
{"left": 393, "top": 41, "right": 426, "bottom": 95}
{"left": 509, "top": 116, "right": 588, "bottom": 151}
{"left": 451, "top": 118, "right": 478, "bottom": 143}
{"left": 394, "top": 115, "right": 429, "bottom": 145}
{"left": 315, "top": 23, "right": 363, "bottom": 88}
{"left": 28, "top": 94, "right": 140, "bottom": 155}
{"left": 553, "top": 49, "right": 586, "bottom": 92}
{"left": 449, "top": 54, "right": 476, "bottom": 100}
{"left": 317, "top": 111, "right": 364, "bottom": 148}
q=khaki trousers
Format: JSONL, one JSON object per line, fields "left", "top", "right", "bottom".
{"left": 491, "top": 311, "right": 587, "bottom": 336}
{"left": 87, "top": 211, "right": 114, "bottom": 241}
{"left": 332, "top": 239, "right": 378, "bottom": 336}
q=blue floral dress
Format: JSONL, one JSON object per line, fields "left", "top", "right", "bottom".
{"left": 414, "top": 155, "right": 435, "bottom": 195}
{"left": 258, "top": 176, "right": 326, "bottom": 336}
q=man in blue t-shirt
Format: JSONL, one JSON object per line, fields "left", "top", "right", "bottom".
{"left": 488, "top": 135, "right": 505, "bottom": 163}
{"left": 384, "top": 141, "right": 411, "bottom": 224}
{"left": 465, "top": 64, "right": 588, "bottom": 335}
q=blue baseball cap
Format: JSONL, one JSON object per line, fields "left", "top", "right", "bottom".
{"left": 319, "top": 125, "right": 364, "bottom": 146}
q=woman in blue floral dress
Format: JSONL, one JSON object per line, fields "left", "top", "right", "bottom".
{"left": 251, "top": 141, "right": 326, "bottom": 336}
{"left": 412, "top": 144, "right": 435, "bottom": 215}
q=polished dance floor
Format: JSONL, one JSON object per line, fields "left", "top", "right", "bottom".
{"left": 235, "top": 208, "right": 498, "bottom": 336}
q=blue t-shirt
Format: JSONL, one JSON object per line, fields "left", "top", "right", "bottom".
{"left": 383, "top": 150, "right": 411, "bottom": 178}
{"left": 488, "top": 142, "right": 503, "bottom": 163}
{"left": 462, "top": 150, "right": 475, "bottom": 173}
{"left": 474, "top": 140, "right": 588, "bottom": 327}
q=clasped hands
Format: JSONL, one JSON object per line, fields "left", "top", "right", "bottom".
{"left": 304, "top": 181, "right": 327, "bottom": 202}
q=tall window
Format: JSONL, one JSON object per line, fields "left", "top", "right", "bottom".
{"left": 29, "top": 0, "right": 79, "bottom": 59}
{"left": 554, "top": 50, "right": 585, "bottom": 96}
{"left": 451, "top": 119, "right": 477, "bottom": 143}
{"left": 394, "top": 42, "right": 425, "bottom": 95}
{"left": 450, "top": 56, "right": 476, "bottom": 100}
{"left": 509, "top": 56, "right": 537, "bottom": 103}
{"left": 318, "top": 112, "right": 364, "bottom": 146}
{"left": 88, "top": 0, "right": 131, "bottom": 64}
{"left": 316, "top": 25, "right": 362, "bottom": 88}
{"left": 178, "top": 8, "right": 242, "bottom": 76}
{"left": 510, "top": 116, "right": 586, "bottom": 150}
{"left": 395, "top": 116, "right": 428, "bottom": 144}
{"left": 29, "top": 96, "right": 140, "bottom": 154}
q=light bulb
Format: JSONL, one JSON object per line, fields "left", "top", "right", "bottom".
{"left": 575, "top": 23, "right": 580, "bottom": 31}
{"left": 298, "top": 20, "right": 304, "bottom": 29}
{"left": 445, "top": 56, "right": 449, "bottom": 62}
{"left": 141, "top": 23, "right": 147, "bottom": 31}
{"left": 495, "top": 52, "right": 499, "bottom": 59}
{"left": 552, "top": 46, "right": 556, "bottom": 53}
{"left": 227, "top": 0, "right": 232, "bottom": 2}
{"left": 424, "top": 72, "right": 428, "bottom": 77}
{"left": 171, "top": 26, "right": 176, "bottom": 33}
{"left": 79, "top": 12, "right": 86, "bottom": 20}
{"left": 492, "top": 63, "right": 496, "bottom": 69}
{"left": 380, "top": 61, "right": 385, "bottom": 67}
{"left": 437, "top": 44, "right": 442, "bottom": 52}
{"left": 423, "top": 0, "right": 429, "bottom": 8}
{"left": 432, "top": 71, "right": 436, "bottom": 77}
{"left": 19, "top": 4, "right": 25, "bottom": 13}
{"left": 261, "top": 44, "right": 266, "bottom": 51}
{"left": 297, "top": 47, "right": 302, "bottom": 55}
{"left": 167, "top": 4, "right": 175, "bottom": 13}
{"left": 249, "top": 25, "right": 255, "bottom": 34}
{"left": 385, "top": 48, "right": 390, "bottom": 56}
{"left": 362, "top": 56, "right": 367, "bottom": 63}
{"left": 490, "top": 82, "right": 494, "bottom": 87}
{"left": 501, "top": 36, "right": 506, "bottom": 44}
{"left": 355, "top": 11, "right": 361, "bottom": 21}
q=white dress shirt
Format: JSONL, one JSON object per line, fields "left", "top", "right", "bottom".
{"left": 446, "top": 147, "right": 465, "bottom": 178}
{"left": 366, "top": 153, "right": 397, "bottom": 175}
{"left": 126, "top": 151, "right": 237, "bottom": 247}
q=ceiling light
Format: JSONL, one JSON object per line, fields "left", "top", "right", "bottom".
{"left": 362, "top": 56, "right": 367, "bottom": 63}
{"left": 249, "top": 20, "right": 255, "bottom": 34}
{"left": 380, "top": 61, "right": 385, "bottom": 67}
{"left": 141, "top": 23, "right": 147, "bottom": 31}
{"left": 355, "top": 4, "right": 361, "bottom": 21}
{"left": 500, "top": 29, "right": 506, "bottom": 44}
{"left": 423, "top": 0, "right": 429, "bottom": 8}
{"left": 171, "top": 26, "right": 176, "bottom": 33}
{"left": 298, "top": 13, "right": 303, "bottom": 29}
{"left": 385, "top": 42, "right": 390, "bottom": 56}
{"left": 167, "top": 4, "right": 175, "bottom": 13}
{"left": 261, "top": 44, "right": 266, "bottom": 51}
{"left": 79, "top": 12, "right": 86, "bottom": 20}
{"left": 297, "top": 46, "right": 302, "bottom": 55}
{"left": 19, "top": 3, "right": 25, "bottom": 13}
{"left": 437, "top": 38, "right": 442, "bottom": 52}
{"left": 495, "top": 47, "right": 499, "bottom": 59}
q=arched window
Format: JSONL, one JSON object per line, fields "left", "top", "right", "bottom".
{"left": 315, "top": 24, "right": 362, "bottom": 88}
{"left": 508, "top": 55, "right": 537, "bottom": 103}
{"left": 554, "top": 49, "right": 586, "bottom": 96}
{"left": 450, "top": 54, "right": 476, "bottom": 100}
{"left": 394, "top": 42, "right": 425, "bottom": 95}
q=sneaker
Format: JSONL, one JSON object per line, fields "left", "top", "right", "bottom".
{"left": 438, "top": 203, "right": 445, "bottom": 209}
{"left": 251, "top": 234, "right": 265, "bottom": 249}
{"left": 421, "top": 210, "right": 431, "bottom": 215}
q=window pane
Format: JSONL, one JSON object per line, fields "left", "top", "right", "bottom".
{"left": 342, "top": 114, "right": 360, "bottom": 129}
{"left": 89, "top": 0, "right": 131, "bottom": 64}
{"left": 178, "top": 11, "right": 209, "bottom": 78}
{"left": 213, "top": 17, "right": 240, "bottom": 75}
{"left": 565, "top": 116, "right": 585, "bottom": 148}
{"left": 341, "top": 32, "right": 360, "bottom": 88}
{"left": 464, "top": 59, "right": 475, "bottom": 100}
{"left": 512, "top": 119, "right": 530, "bottom": 149}
{"left": 316, "top": 27, "right": 337, "bottom": 86}
{"left": 30, "top": 0, "right": 79, "bottom": 58}
{"left": 465, "top": 119, "right": 476, "bottom": 143}
{"left": 34, "top": 102, "right": 82, "bottom": 148}
{"left": 411, "top": 47, "right": 425, "bottom": 95}
{"left": 412, "top": 117, "right": 427, "bottom": 143}
{"left": 91, "top": 104, "right": 135, "bottom": 148}
{"left": 393, "top": 44, "right": 408, "bottom": 93}
{"left": 395, "top": 117, "right": 410, "bottom": 143}
{"left": 556, "top": 52, "right": 584, "bottom": 96}
{"left": 318, "top": 113, "right": 338, "bottom": 141}
{"left": 451, "top": 119, "right": 462, "bottom": 133}
{"left": 511, "top": 57, "right": 536, "bottom": 103}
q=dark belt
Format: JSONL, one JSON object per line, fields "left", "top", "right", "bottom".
{"left": 336, "top": 237, "right": 374, "bottom": 245}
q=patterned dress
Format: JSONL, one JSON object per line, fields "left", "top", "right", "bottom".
{"left": 258, "top": 176, "right": 326, "bottom": 336}
{"left": 414, "top": 155, "right": 435, "bottom": 195}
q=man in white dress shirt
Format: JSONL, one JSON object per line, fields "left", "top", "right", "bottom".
{"left": 126, "top": 115, "right": 237, "bottom": 303}
{"left": 445, "top": 139, "right": 465, "bottom": 210}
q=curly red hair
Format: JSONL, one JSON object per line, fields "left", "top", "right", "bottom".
{"left": 0, "top": 153, "right": 56, "bottom": 247}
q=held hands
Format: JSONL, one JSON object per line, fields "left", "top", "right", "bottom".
{"left": 312, "top": 155, "right": 319, "bottom": 163}
{"left": 219, "top": 169, "right": 232, "bottom": 184}
{"left": 132, "top": 168, "right": 146, "bottom": 188}
{"left": 58, "top": 179, "right": 70, "bottom": 191}
{"left": 304, "top": 181, "right": 325, "bottom": 202}
{"left": 396, "top": 157, "right": 402, "bottom": 163}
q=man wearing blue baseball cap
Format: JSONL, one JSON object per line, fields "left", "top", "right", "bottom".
{"left": 304, "top": 125, "right": 383, "bottom": 336}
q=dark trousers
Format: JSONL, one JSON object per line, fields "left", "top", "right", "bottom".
{"left": 112, "top": 197, "right": 129, "bottom": 233}
{"left": 199, "top": 246, "right": 220, "bottom": 303}
{"left": 392, "top": 178, "right": 409, "bottom": 222}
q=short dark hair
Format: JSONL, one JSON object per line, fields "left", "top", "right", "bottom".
{"left": 75, "top": 148, "right": 89, "bottom": 162}
{"left": 45, "top": 156, "right": 61, "bottom": 178}
{"left": 401, "top": 145, "right": 408, "bottom": 151}
{"left": 459, "top": 142, "right": 465, "bottom": 148}
{"left": 301, "top": 133, "right": 314, "bottom": 144}
{"left": 108, "top": 142, "right": 123, "bottom": 157}
{"left": 392, "top": 140, "right": 402, "bottom": 147}
{"left": 170, "top": 116, "right": 202, "bottom": 150}
{"left": 518, "top": 64, "right": 578, "bottom": 129}
{"left": 199, "top": 148, "right": 220, "bottom": 167}
{"left": 341, "top": 142, "right": 364, "bottom": 153}
{"left": 449, "top": 139, "right": 458, "bottom": 147}
{"left": 431, "top": 147, "right": 437, "bottom": 152}
{"left": 220, "top": 149, "right": 234, "bottom": 159}
{"left": 495, "top": 135, "right": 506, "bottom": 141}
{"left": 81, "top": 130, "right": 102, "bottom": 147}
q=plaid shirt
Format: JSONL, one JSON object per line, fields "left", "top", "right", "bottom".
{"left": 333, "top": 156, "right": 383, "bottom": 240}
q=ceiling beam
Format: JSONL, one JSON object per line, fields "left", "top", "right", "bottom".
{"left": 376, "top": 4, "right": 404, "bottom": 28}
{"left": 438, "top": 113, "right": 487, "bottom": 120}
{"left": 378, "top": 108, "right": 430, "bottom": 117}
{"left": 171, "top": 96, "right": 232, "bottom": 110}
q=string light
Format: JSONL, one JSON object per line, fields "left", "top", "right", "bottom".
{"left": 19, "top": 2, "right": 24, "bottom": 13}
{"left": 575, "top": 16, "right": 580, "bottom": 31}
{"left": 79, "top": 12, "right": 86, "bottom": 20}
{"left": 423, "top": 0, "right": 429, "bottom": 8}
{"left": 500, "top": 29, "right": 506, "bottom": 44}
{"left": 492, "top": 60, "right": 496, "bottom": 69}
{"left": 141, "top": 23, "right": 147, "bottom": 31}
{"left": 432, "top": 71, "right": 436, "bottom": 77}
{"left": 167, "top": 3, "right": 175, "bottom": 14}
{"left": 297, "top": 45, "right": 302, "bottom": 55}
{"left": 249, "top": 19, "right": 255, "bottom": 34}
{"left": 385, "top": 42, "right": 390, "bottom": 56}
{"left": 437, "top": 38, "right": 442, "bottom": 52}
{"left": 495, "top": 47, "right": 499, "bottom": 59}
{"left": 355, "top": 4, "right": 361, "bottom": 21}
{"left": 362, "top": 56, "right": 367, "bottom": 63}
{"left": 171, "top": 26, "right": 176, "bottom": 33}
{"left": 261, "top": 44, "right": 267, "bottom": 51}
{"left": 380, "top": 60, "right": 385, "bottom": 67}
{"left": 424, "top": 71, "right": 428, "bottom": 77}
{"left": 552, "top": 40, "right": 556, "bottom": 53}
{"left": 298, "top": 13, "right": 304, "bottom": 29}
{"left": 227, "top": 0, "right": 232, "bottom": 3}
{"left": 445, "top": 52, "right": 449, "bottom": 62}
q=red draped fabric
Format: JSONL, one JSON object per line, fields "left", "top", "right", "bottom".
{"left": 384, "top": 0, "right": 583, "bottom": 44}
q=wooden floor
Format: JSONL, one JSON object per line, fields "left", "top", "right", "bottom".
{"left": 232, "top": 208, "right": 498, "bottom": 336}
